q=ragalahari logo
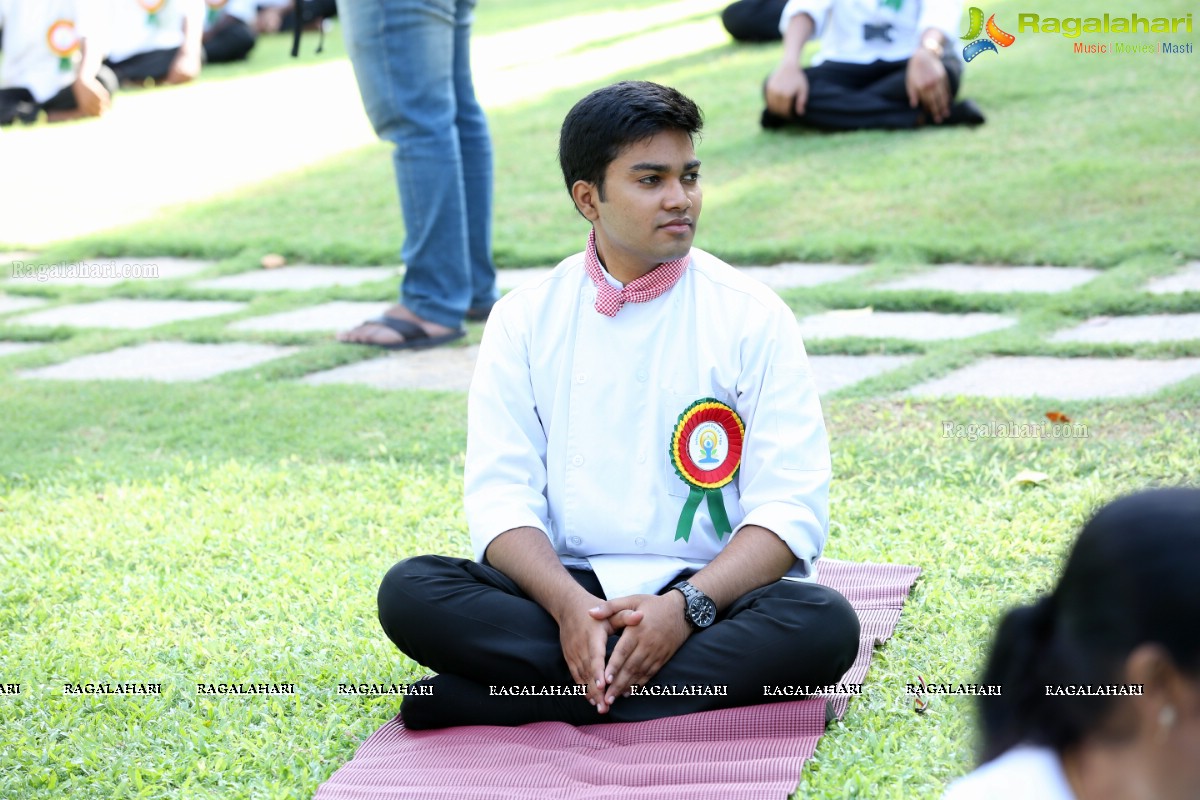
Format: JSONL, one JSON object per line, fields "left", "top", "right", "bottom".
{"left": 961, "top": 7, "right": 1016, "bottom": 61}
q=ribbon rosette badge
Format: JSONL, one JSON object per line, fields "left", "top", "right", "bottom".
{"left": 139, "top": 0, "right": 168, "bottom": 25}
{"left": 670, "top": 399, "right": 744, "bottom": 542}
{"left": 46, "top": 20, "right": 80, "bottom": 71}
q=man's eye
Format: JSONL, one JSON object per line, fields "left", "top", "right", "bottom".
{"left": 639, "top": 176, "right": 660, "bottom": 185}
{"left": 683, "top": 173, "right": 701, "bottom": 183}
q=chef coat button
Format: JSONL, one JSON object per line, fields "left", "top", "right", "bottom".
{"left": 636, "top": 369, "right": 648, "bottom": 382}
{"left": 637, "top": 452, "right": 647, "bottom": 463}
{"left": 576, "top": 373, "right": 587, "bottom": 384}
{"left": 634, "top": 537, "right": 646, "bottom": 548}
{"left": 570, "top": 536, "right": 582, "bottom": 546}
{"left": 572, "top": 454, "right": 584, "bottom": 467}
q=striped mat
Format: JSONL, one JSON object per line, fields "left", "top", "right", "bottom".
{"left": 315, "top": 558, "right": 921, "bottom": 800}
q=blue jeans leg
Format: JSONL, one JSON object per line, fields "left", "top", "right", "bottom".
{"left": 337, "top": 0, "right": 497, "bottom": 328}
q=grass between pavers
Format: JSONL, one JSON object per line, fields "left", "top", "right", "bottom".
{"left": 2, "top": 389, "right": 1197, "bottom": 799}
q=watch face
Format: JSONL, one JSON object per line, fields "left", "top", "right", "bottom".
{"left": 688, "top": 596, "right": 717, "bottom": 628}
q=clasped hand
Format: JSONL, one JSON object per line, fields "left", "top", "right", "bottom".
{"left": 558, "top": 592, "right": 691, "bottom": 714}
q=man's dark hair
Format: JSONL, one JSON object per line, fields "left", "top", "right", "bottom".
{"left": 558, "top": 81, "right": 703, "bottom": 202}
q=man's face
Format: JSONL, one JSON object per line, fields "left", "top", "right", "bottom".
{"left": 574, "top": 129, "right": 702, "bottom": 284}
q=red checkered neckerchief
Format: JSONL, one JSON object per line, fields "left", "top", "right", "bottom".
{"left": 583, "top": 229, "right": 691, "bottom": 317}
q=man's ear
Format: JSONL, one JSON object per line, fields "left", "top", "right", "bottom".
{"left": 571, "top": 180, "right": 601, "bottom": 222}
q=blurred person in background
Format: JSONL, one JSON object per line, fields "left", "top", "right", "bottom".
{"left": 0, "top": 0, "right": 115, "bottom": 125}
{"left": 762, "top": 0, "right": 985, "bottom": 130}
{"left": 106, "top": 0, "right": 205, "bottom": 86}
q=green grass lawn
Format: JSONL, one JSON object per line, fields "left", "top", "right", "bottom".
{"left": 2, "top": 1, "right": 1200, "bottom": 798}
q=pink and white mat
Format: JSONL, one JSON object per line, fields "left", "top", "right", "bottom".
{"left": 315, "top": 558, "right": 921, "bottom": 800}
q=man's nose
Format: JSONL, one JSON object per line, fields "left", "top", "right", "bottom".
{"left": 663, "top": 179, "right": 692, "bottom": 211}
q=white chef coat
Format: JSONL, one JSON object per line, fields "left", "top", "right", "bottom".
{"left": 780, "top": 0, "right": 962, "bottom": 66}
{"left": 465, "top": 245, "right": 831, "bottom": 600}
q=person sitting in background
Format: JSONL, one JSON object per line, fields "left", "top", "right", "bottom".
{"left": 721, "top": 0, "right": 788, "bottom": 42}
{"left": 763, "top": 0, "right": 985, "bottom": 130}
{"left": 944, "top": 487, "right": 1200, "bottom": 800}
{"left": 106, "top": 0, "right": 204, "bottom": 86}
{"left": 202, "top": 0, "right": 257, "bottom": 63}
{"left": 0, "top": 0, "right": 116, "bottom": 126}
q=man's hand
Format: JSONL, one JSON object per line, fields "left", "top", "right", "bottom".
{"left": 765, "top": 64, "right": 809, "bottom": 118}
{"left": 72, "top": 75, "right": 111, "bottom": 117}
{"left": 552, "top": 592, "right": 642, "bottom": 713}
{"left": 166, "top": 48, "right": 202, "bottom": 84}
{"left": 905, "top": 48, "right": 950, "bottom": 124}
{"left": 589, "top": 592, "right": 691, "bottom": 710}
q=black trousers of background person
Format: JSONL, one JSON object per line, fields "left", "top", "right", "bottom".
{"left": 203, "top": 15, "right": 258, "bottom": 64}
{"left": 762, "top": 51, "right": 964, "bottom": 131}
{"left": 378, "top": 555, "right": 861, "bottom": 729}
{"left": 722, "top": 0, "right": 788, "bottom": 42}
{"left": 105, "top": 47, "right": 180, "bottom": 86}
{"left": 0, "top": 66, "right": 119, "bottom": 126}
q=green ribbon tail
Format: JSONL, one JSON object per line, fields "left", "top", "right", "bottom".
{"left": 706, "top": 489, "right": 733, "bottom": 540}
{"left": 675, "top": 487, "right": 705, "bottom": 541}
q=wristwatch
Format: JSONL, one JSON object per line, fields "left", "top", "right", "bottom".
{"left": 671, "top": 581, "right": 717, "bottom": 630}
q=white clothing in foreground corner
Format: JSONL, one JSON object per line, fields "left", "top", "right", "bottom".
{"left": 943, "top": 746, "right": 1076, "bottom": 800}
{"left": 465, "top": 246, "right": 831, "bottom": 599}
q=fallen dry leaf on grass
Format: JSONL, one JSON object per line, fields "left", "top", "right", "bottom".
{"left": 1011, "top": 469, "right": 1050, "bottom": 486}
{"left": 260, "top": 253, "right": 287, "bottom": 269}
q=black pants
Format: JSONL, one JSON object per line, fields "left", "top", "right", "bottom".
{"left": 763, "top": 53, "right": 964, "bottom": 131}
{"left": 722, "top": 0, "right": 788, "bottom": 42}
{"left": 0, "top": 66, "right": 118, "bottom": 126}
{"left": 203, "top": 15, "right": 258, "bottom": 63}
{"left": 378, "top": 555, "right": 860, "bottom": 728}
{"left": 106, "top": 47, "right": 180, "bottom": 85}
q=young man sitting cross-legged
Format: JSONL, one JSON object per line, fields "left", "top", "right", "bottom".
{"left": 378, "top": 80, "right": 860, "bottom": 728}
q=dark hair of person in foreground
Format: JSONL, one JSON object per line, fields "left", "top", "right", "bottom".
{"left": 976, "top": 487, "right": 1200, "bottom": 793}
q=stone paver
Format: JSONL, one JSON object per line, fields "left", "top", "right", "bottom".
{"left": 193, "top": 265, "right": 399, "bottom": 292}
{"left": 877, "top": 264, "right": 1101, "bottom": 294}
{"left": 737, "top": 264, "right": 866, "bottom": 290}
{"left": 0, "top": 294, "right": 46, "bottom": 315}
{"left": 5, "top": 299, "right": 246, "bottom": 329}
{"left": 808, "top": 355, "right": 917, "bottom": 395}
{"left": 2, "top": 256, "right": 211, "bottom": 286}
{"left": 798, "top": 310, "right": 1017, "bottom": 341}
{"left": 18, "top": 342, "right": 299, "bottom": 383}
{"left": 1050, "top": 314, "right": 1200, "bottom": 344}
{"left": 906, "top": 357, "right": 1200, "bottom": 399}
{"left": 1146, "top": 263, "right": 1200, "bottom": 295}
{"left": 0, "top": 342, "right": 43, "bottom": 358}
{"left": 301, "top": 346, "right": 480, "bottom": 392}
{"left": 229, "top": 301, "right": 385, "bottom": 333}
